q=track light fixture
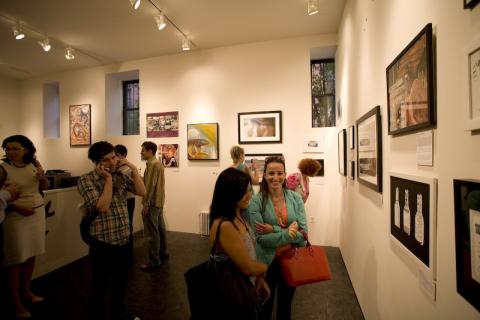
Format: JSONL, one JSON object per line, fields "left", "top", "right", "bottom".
{"left": 38, "top": 38, "right": 51, "bottom": 52}
{"left": 154, "top": 13, "right": 166, "bottom": 30}
{"left": 65, "top": 47, "right": 75, "bottom": 60}
{"left": 12, "top": 23, "right": 25, "bottom": 40}
{"left": 130, "top": 0, "right": 141, "bottom": 10}
{"left": 307, "top": 0, "right": 319, "bottom": 15}
{"left": 182, "top": 36, "right": 191, "bottom": 51}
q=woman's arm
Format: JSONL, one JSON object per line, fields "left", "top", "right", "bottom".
{"left": 33, "top": 160, "right": 48, "bottom": 191}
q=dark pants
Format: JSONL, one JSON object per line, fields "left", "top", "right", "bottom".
{"left": 127, "top": 197, "right": 135, "bottom": 265}
{"left": 89, "top": 240, "right": 131, "bottom": 320}
{"left": 0, "top": 222, "right": 3, "bottom": 264}
{"left": 259, "top": 258, "right": 296, "bottom": 320}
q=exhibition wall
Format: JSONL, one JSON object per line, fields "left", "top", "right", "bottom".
{"left": 0, "top": 75, "right": 20, "bottom": 136}
{"left": 336, "top": 0, "right": 480, "bottom": 319}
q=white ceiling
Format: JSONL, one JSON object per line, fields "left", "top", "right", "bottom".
{"left": 0, "top": 0, "right": 346, "bottom": 79}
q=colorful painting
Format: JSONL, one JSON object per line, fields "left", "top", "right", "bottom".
{"left": 147, "top": 111, "right": 179, "bottom": 138}
{"left": 158, "top": 144, "right": 179, "bottom": 168}
{"left": 187, "top": 123, "right": 219, "bottom": 160}
{"left": 69, "top": 104, "right": 91, "bottom": 146}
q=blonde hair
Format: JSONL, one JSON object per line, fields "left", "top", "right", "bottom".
{"left": 230, "top": 146, "right": 245, "bottom": 162}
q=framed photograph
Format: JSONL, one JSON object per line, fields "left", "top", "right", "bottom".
{"left": 311, "top": 59, "right": 335, "bottom": 127}
{"left": 314, "top": 159, "right": 325, "bottom": 177}
{"left": 466, "top": 44, "right": 480, "bottom": 130}
{"left": 187, "top": 123, "right": 219, "bottom": 160}
{"left": 464, "top": 0, "right": 480, "bottom": 10}
{"left": 238, "top": 111, "right": 282, "bottom": 144}
{"left": 453, "top": 179, "right": 480, "bottom": 311}
{"left": 348, "top": 125, "right": 355, "bottom": 149}
{"left": 348, "top": 160, "right": 355, "bottom": 180}
{"left": 338, "top": 129, "right": 346, "bottom": 176}
{"left": 158, "top": 144, "right": 179, "bottom": 168}
{"left": 390, "top": 173, "right": 437, "bottom": 279}
{"left": 356, "top": 105, "right": 382, "bottom": 193}
{"left": 147, "top": 111, "right": 179, "bottom": 138}
{"left": 69, "top": 104, "right": 91, "bottom": 147}
{"left": 386, "top": 23, "right": 435, "bottom": 136}
{"left": 245, "top": 154, "right": 283, "bottom": 182}
{"left": 302, "top": 135, "right": 324, "bottom": 153}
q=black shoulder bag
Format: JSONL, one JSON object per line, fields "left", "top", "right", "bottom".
{"left": 80, "top": 207, "right": 100, "bottom": 246}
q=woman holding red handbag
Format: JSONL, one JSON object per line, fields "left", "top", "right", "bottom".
{"left": 247, "top": 156, "right": 308, "bottom": 320}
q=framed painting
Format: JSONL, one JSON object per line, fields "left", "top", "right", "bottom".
{"left": 311, "top": 59, "right": 335, "bottom": 128}
{"left": 348, "top": 160, "right": 355, "bottom": 180}
{"left": 338, "top": 129, "right": 346, "bottom": 176}
{"left": 238, "top": 111, "right": 282, "bottom": 144}
{"left": 158, "top": 144, "right": 179, "bottom": 168}
{"left": 147, "top": 111, "right": 179, "bottom": 138}
{"left": 465, "top": 42, "right": 480, "bottom": 130}
{"left": 313, "top": 159, "right": 325, "bottom": 177}
{"left": 69, "top": 104, "right": 91, "bottom": 147}
{"left": 386, "top": 23, "right": 435, "bottom": 136}
{"left": 390, "top": 173, "right": 437, "bottom": 280}
{"left": 187, "top": 123, "right": 219, "bottom": 160}
{"left": 245, "top": 154, "right": 283, "bottom": 182}
{"left": 453, "top": 179, "right": 480, "bottom": 311}
{"left": 356, "top": 106, "right": 382, "bottom": 193}
{"left": 302, "top": 135, "right": 324, "bottom": 153}
{"left": 464, "top": 0, "right": 480, "bottom": 9}
{"left": 348, "top": 125, "right": 355, "bottom": 149}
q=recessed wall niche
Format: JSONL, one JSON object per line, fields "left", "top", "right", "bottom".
{"left": 43, "top": 82, "right": 60, "bottom": 139}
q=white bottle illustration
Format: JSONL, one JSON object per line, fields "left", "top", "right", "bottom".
{"left": 414, "top": 194, "right": 424, "bottom": 245}
{"left": 403, "top": 190, "right": 411, "bottom": 235}
{"left": 394, "top": 187, "right": 401, "bottom": 228}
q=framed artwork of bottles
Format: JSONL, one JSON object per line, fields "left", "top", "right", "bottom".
{"left": 453, "top": 179, "right": 480, "bottom": 312}
{"left": 389, "top": 172, "right": 437, "bottom": 279}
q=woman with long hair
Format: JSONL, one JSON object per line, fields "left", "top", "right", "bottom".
{"left": 247, "top": 156, "right": 308, "bottom": 320}
{"left": 209, "top": 167, "right": 269, "bottom": 318}
{"left": 1, "top": 135, "right": 48, "bottom": 318}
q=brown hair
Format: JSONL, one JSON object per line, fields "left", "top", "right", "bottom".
{"left": 298, "top": 158, "right": 321, "bottom": 177}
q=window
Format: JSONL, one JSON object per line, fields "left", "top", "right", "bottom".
{"left": 311, "top": 59, "right": 335, "bottom": 127}
{"left": 123, "top": 80, "right": 139, "bottom": 135}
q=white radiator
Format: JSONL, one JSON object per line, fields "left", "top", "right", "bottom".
{"left": 199, "top": 211, "right": 210, "bottom": 237}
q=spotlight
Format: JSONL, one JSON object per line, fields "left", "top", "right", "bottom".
{"left": 129, "top": 0, "right": 141, "bottom": 10}
{"left": 38, "top": 38, "right": 51, "bottom": 52}
{"left": 12, "top": 23, "right": 25, "bottom": 40}
{"left": 65, "top": 47, "right": 75, "bottom": 60}
{"left": 182, "top": 36, "right": 191, "bottom": 51}
{"left": 155, "top": 13, "right": 166, "bottom": 30}
{"left": 307, "top": 0, "right": 319, "bottom": 15}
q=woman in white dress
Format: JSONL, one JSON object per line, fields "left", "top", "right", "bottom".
{"left": 1, "top": 135, "right": 47, "bottom": 319}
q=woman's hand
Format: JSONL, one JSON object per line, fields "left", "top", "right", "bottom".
{"left": 12, "top": 204, "right": 35, "bottom": 216}
{"left": 256, "top": 222, "right": 273, "bottom": 234}
{"left": 256, "top": 276, "right": 271, "bottom": 303}
{"left": 287, "top": 221, "right": 298, "bottom": 239}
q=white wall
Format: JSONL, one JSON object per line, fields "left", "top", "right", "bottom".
{"left": 0, "top": 75, "right": 20, "bottom": 138}
{"left": 14, "top": 34, "right": 342, "bottom": 245}
{"left": 337, "top": 0, "right": 480, "bottom": 319}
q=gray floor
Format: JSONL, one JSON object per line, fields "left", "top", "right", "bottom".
{"left": 2, "top": 231, "right": 364, "bottom": 319}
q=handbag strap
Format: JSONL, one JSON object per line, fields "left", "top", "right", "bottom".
{"left": 210, "top": 218, "right": 227, "bottom": 256}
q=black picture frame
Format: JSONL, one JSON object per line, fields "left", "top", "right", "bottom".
{"left": 348, "top": 160, "right": 355, "bottom": 180}
{"left": 453, "top": 179, "right": 480, "bottom": 312}
{"left": 386, "top": 23, "right": 435, "bottom": 136}
{"left": 356, "top": 106, "right": 382, "bottom": 193}
{"left": 464, "top": 0, "right": 480, "bottom": 9}
{"left": 238, "top": 111, "right": 282, "bottom": 144}
{"left": 338, "top": 129, "right": 346, "bottom": 176}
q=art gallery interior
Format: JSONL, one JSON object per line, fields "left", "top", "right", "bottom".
{"left": 0, "top": 0, "right": 479, "bottom": 319}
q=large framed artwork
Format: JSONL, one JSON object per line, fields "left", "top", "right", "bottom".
{"left": 386, "top": 23, "right": 435, "bottom": 136}
{"left": 69, "top": 104, "right": 91, "bottom": 147}
{"left": 245, "top": 154, "right": 283, "bottom": 182}
{"left": 356, "top": 106, "right": 382, "bottom": 192}
{"left": 390, "top": 173, "right": 437, "bottom": 281}
{"left": 338, "top": 129, "right": 346, "bottom": 176}
{"left": 158, "top": 144, "right": 179, "bottom": 168}
{"left": 187, "top": 123, "right": 219, "bottom": 160}
{"left": 465, "top": 41, "right": 480, "bottom": 130}
{"left": 146, "top": 111, "right": 179, "bottom": 138}
{"left": 464, "top": 0, "right": 480, "bottom": 10}
{"left": 311, "top": 59, "right": 335, "bottom": 127}
{"left": 453, "top": 179, "right": 480, "bottom": 311}
{"left": 238, "top": 111, "right": 282, "bottom": 144}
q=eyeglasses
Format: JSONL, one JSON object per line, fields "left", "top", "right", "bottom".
{"left": 3, "top": 147, "right": 26, "bottom": 152}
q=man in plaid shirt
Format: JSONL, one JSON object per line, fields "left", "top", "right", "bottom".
{"left": 78, "top": 141, "right": 146, "bottom": 320}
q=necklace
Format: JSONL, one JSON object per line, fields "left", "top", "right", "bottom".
{"left": 10, "top": 162, "right": 26, "bottom": 168}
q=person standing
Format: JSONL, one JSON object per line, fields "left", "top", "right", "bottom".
{"left": 286, "top": 158, "right": 322, "bottom": 203}
{"left": 78, "top": 141, "right": 145, "bottom": 320}
{"left": 140, "top": 141, "right": 168, "bottom": 270}
{"left": 230, "top": 146, "right": 259, "bottom": 185}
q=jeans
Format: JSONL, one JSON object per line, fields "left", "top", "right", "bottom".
{"left": 142, "top": 206, "right": 167, "bottom": 266}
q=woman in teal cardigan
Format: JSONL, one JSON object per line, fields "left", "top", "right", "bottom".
{"left": 247, "top": 156, "right": 308, "bottom": 320}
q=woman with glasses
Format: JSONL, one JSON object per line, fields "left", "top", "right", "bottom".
{"left": 1, "top": 135, "right": 47, "bottom": 319}
{"left": 247, "top": 156, "right": 308, "bottom": 320}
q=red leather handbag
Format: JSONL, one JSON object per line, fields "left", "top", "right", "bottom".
{"left": 279, "top": 241, "right": 332, "bottom": 287}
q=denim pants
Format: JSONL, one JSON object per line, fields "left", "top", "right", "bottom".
{"left": 142, "top": 206, "right": 167, "bottom": 266}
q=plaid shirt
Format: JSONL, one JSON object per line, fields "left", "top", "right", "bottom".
{"left": 78, "top": 170, "right": 135, "bottom": 245}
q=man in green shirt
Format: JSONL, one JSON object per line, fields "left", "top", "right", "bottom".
{"left": 140, "top": 141, "right": 168, "bottom": 270}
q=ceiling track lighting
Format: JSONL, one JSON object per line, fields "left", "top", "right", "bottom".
{"left": 182, "top": 36, "right": 191, "bottom": 51}
{"left": 38, "top": 38, "right": 51, "bottom": 52}
{"left": 307, "top": 0, "right": 319, "bottom": 16}
{"left": 12, "top": 22, "right": 25, "bottom": 40}
{"left": 130, "top": 0, "right": 141, "bottom": 10}
{"left": 65, "top": 47, "right": 75, "bottom": 60}
{"left": 154, "top": 13, "right": 166, "bottom": 30}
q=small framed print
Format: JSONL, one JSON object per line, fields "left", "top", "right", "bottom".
{"left": 453, "top": 179, "right": 480, "bottom": 311}
{"left": 147, "top": 111, "right": 179, "bottom": 138}
{"left": 238, "top": 111, "right": 282, "bottom": 144}
{"left": 465, "top": 41, "right": 480, "bottom": 130}
{"left": 338, "top": 129, "right": 346, "bottom": 176}
{"left": 348, "top": 160, "right": 355, "bottom": 180}
{"left": 158, "top": 144, "right": 179, "bottom": 168}
{"left": 303, "top": 135, "right": 324, "bottom": 153}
